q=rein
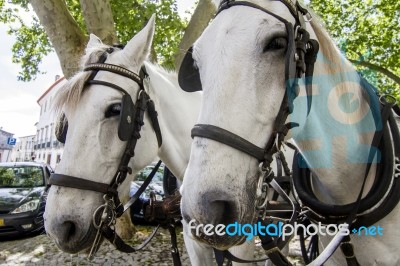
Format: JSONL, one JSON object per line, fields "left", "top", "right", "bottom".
{"left": 48, "top": 47, "right": 181, "bottom": 263}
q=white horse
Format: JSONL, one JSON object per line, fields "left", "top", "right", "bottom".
{"left": 43, "top": 15, "right": 255, "bottom": 265}
{"left": 180, "top": 0, "right": 400, "bottom": 265}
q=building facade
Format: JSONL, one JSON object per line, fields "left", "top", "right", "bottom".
{"left": 34, "top": 76, "right": 66, "bottom": 169}
{"left": 0, "top": 128, "right": 14, "bottom": 162}
{"left": 11, "top": 135, "right": 36, "bottom": 162}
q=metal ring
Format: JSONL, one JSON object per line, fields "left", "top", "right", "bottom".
{"left": 256, "top": 171, "right": 264, "bottom": 198}
{"left": 294, "top": 25, "right": 301, "bottom": 39}
{"left": 256, "top": 195, "right": 269, "bottom": 210}
{"left": 379, "top": 94, "right": 397, "bottom": 106}
{"left": 92, "top": 204, "right": 107, "bottom": 229}
{"left": 92, "top": 203, "right": 115, "bottom": 229}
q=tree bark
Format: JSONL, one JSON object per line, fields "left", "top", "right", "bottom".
{"left": 349, "top": 59, "right": 400, "bottom": 86}
{"left": 79, "top": 0, "right": 118, "bottom": 44}
{"left": 29, "top": 0, "right": 87, "bottom": 78}
{"left": 174, "top": 0, "right": 215, "bottom": 69}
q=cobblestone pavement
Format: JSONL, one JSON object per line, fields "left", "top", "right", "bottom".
{"left": 0, "top": 225, "right": 304, "bottom": 265}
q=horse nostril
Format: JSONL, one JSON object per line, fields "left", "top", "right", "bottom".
{"left": 60, "top": 221, "right": 77, "bottom": 243}
{"left": 182, "top": 191, "right": 239, "bottom": 226}
{"left": 199, "top": 198, "right": 238, "bottom": 225}
{"left": 212, "top": 200, "right": 237, "bottom": 224}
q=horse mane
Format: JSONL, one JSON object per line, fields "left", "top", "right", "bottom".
{"left": 308, "top": 10, "right": 365, "bottom": 102}
{"left": 309, "top": 12, "right": 356, "bottom": 74}
{"left": 53, "top": 42, "right": 113, "bottom": 114}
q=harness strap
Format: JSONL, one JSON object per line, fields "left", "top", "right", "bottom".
{"left": 168, "top": 223, "right": 182, "bottom": 266}
{"left": 340, "top": 235, "right": 360, "bottom": 266}
{"left": 122, "top": 160, "right": 162, "bottom": 213}
{"left": 86, "top": 79, "right": 130, "bottom": 95}
{"left": 85, "top": 63, "right": 142, "bottom": 85}
{"left": 192, "top": 124, "right": 265, "bottom": 161}
{"left": 147, "top": 99, "right": 163, "bottom": 147}
{"left": 49, "top": 174, "right": 114, "bottom": 195}
{"left": 299, "top": 232, "right": 319, "bottom": 264}
{"left": 304, "top": 39, "right": 319, "bottom": 115}
{"left": 260, "top": 235, "right": 291, "bottom": 266}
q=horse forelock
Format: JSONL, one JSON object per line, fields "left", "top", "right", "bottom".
{"left": 53, "top": 43, "right": 115, "bottom": 116}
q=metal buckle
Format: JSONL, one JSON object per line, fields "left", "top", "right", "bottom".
{"left": 379, "top": 94, "right": 396, "bottom": 106}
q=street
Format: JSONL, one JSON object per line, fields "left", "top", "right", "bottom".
{"left": 0, "top": 226, "right": 304, "bottom": 265}
{"left": 0, "top": 226, "right": 191, "bottom": 265}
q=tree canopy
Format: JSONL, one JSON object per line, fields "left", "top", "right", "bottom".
{"left": 0, "top": 0, "right": 187, "bottom": 81}
{"left": 309, "top": 0, "right": 400, "bottom": 101}
{"left": 1, "top": 0, "right": 399, "bottom": 105}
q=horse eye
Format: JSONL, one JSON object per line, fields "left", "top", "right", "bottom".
{"left": 105, "top": 103, "right": 121, "bottom": 118}
{"left": 264, "top": 37, "right": 288, "bottom": 52}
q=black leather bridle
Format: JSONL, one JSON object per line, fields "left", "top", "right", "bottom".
{"left": 48, "top": 46, "right": 164, "bottom": 257}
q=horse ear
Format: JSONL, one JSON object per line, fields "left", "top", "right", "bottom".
{"left": 123, "top": 14, "right": 156, "bottom": 65}
{"left": 87, "top": 34, "right": 103, "bottom": 50}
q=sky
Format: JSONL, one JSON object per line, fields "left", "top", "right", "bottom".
{"left": 0, "top": 0, "right": 195, "bottom": 139}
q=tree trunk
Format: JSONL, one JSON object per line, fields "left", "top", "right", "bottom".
{"left": 29, "top": 0, "right": 87, "bottom": 78}
{"left": 79, "top": 0, "right": 118, "bottom": 44}
{"left": 174, "top": 0, "right": 215, "bottom": 69}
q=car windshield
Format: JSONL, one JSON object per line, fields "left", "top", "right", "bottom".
{"left": 0, "top": 166, "right": 45, "bottom": 188}
{"left": 135, "top": 166, "right": 164, "bottom": 183}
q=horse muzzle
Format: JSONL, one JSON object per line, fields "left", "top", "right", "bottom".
{"left": 45, "top": 214, "right": 98, "bottom": 254}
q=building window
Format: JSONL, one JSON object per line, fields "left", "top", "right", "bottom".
{"left": 45, "top": 126, "right": 49, "bottom": 143}
{"left": 41, "top": 128, "right": 44, "bottom": 144}
{"left": 47, "top": 154, "right": 51, "bottom": 165}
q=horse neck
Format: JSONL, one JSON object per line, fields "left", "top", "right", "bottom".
{"left": 292, "top": 22, "right": 378, "bottom": 204}
{"left": 144, "top": 62, "right": 201, "bottom": 181}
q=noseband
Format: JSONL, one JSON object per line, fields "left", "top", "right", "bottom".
{"left": 48, "top": 47, "right": 163, "bottom": 255}
{"left": 191, "top": 0, "right": 319, "bottom": 173}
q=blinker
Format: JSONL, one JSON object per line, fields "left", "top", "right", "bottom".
{"left": 118, "top": 94, "right": 135, "bottom": 141}
{"left": 55, "top": 113, "right": 68, "bottom": 144}
{"left": 178, "top": 47, "right": 202, "bottom": 92}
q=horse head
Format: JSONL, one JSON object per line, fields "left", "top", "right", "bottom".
{"left": 180, "top": 0, "right": 320, "bottom": 249}
{"left": 44, "top": 15, "right": 158, "bottom": 253}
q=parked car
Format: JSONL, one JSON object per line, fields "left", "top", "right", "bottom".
{"left": 0, "top": 162, "right": 52, "bottom": 237}
{"left": 129, "top": 163, "right": 178, "bottom": 223}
